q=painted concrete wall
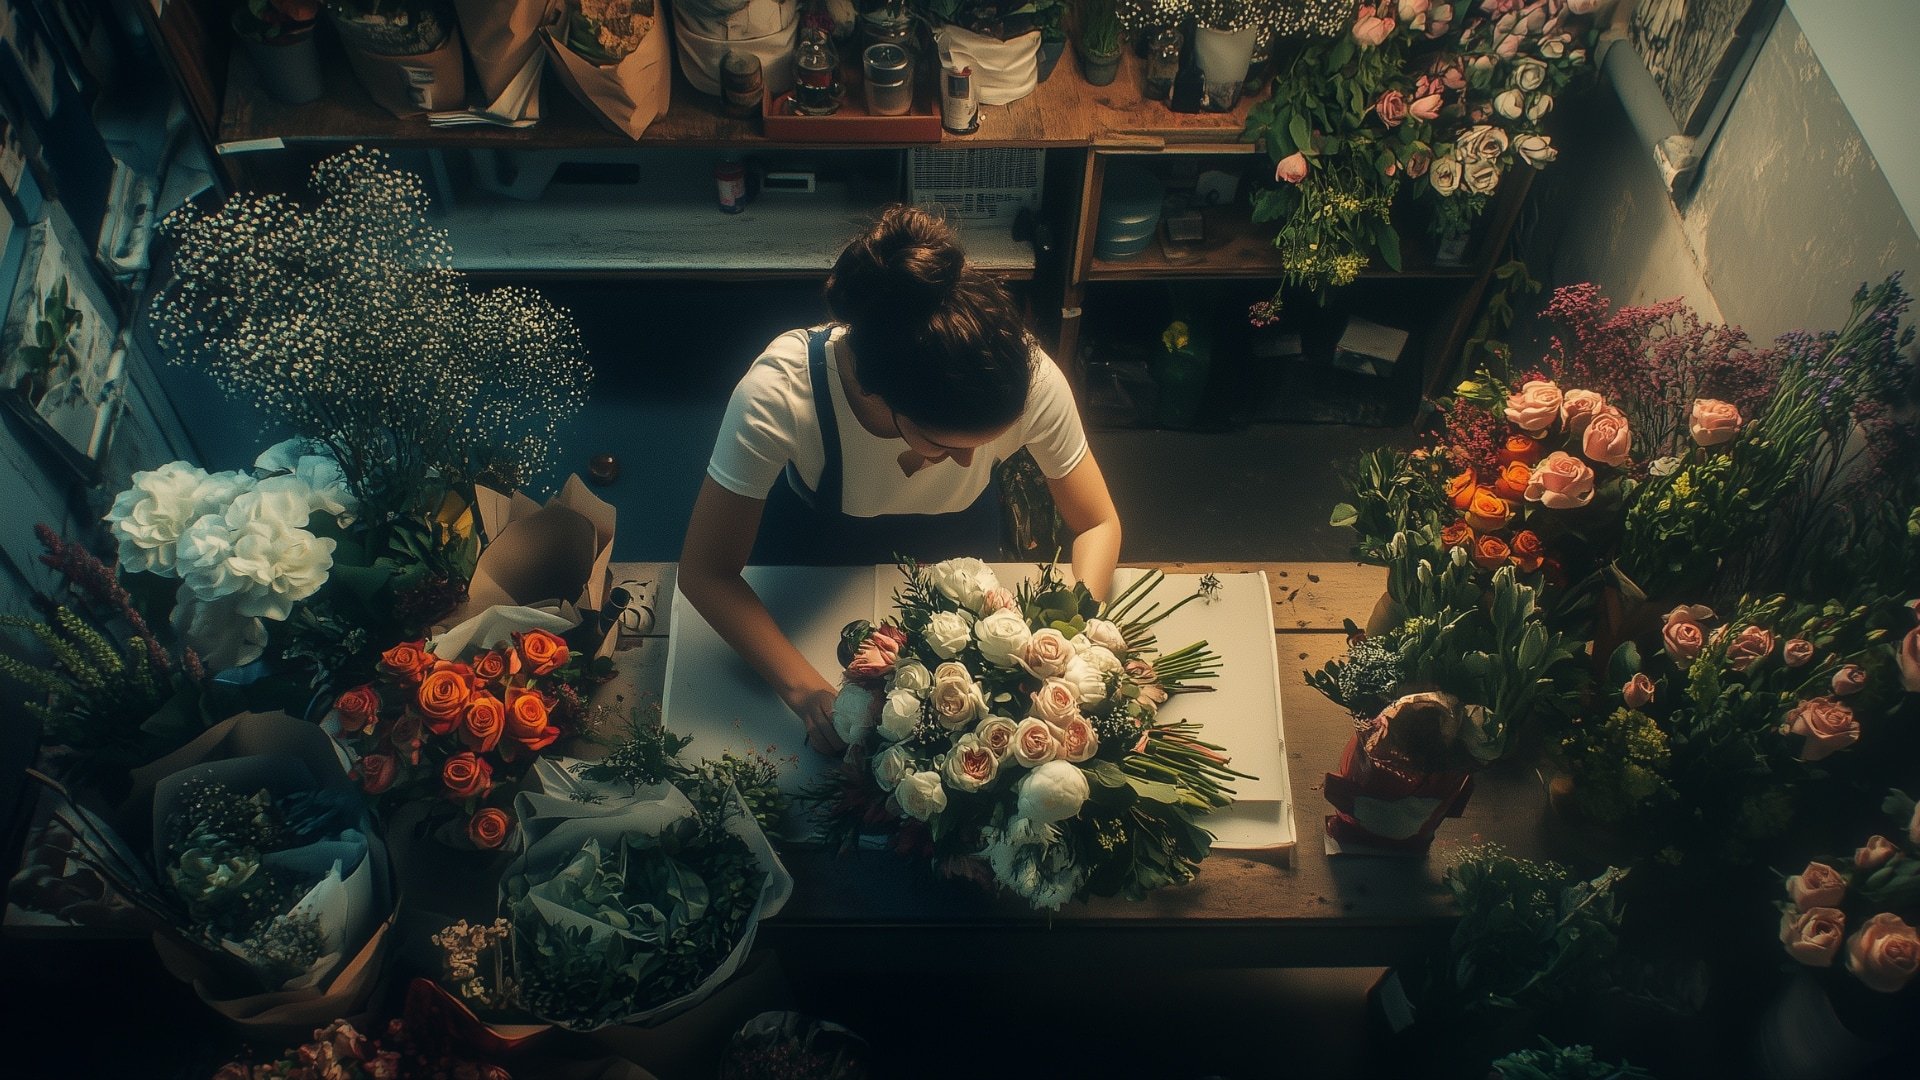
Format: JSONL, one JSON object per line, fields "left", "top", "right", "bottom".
{"left": 1535, "top": 7, "right": 1919, "bottom": 343}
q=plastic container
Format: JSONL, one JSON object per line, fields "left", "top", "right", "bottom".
{"left": 1094, "top": 164, "right": 1166, "bottom": 261}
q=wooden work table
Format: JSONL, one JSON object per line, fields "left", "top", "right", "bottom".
{"left": 601, "top": 560, "right": 1554, "bottom": 972}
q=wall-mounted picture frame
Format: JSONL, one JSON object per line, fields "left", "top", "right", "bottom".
{"left": 0, "top": 213, "right": 123, "bottom": 480}
{"left": 0, "top": 2, "right": 59, "bottom": 119}
{"left": 1629, "top": 0, "right": 1785, "bottom": 138}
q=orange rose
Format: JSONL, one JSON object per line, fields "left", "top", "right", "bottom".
{"left": 1491, "top": 460, "right": 1533, "bottom": 500}
{"left": 505, "top": 687, "right": 559, "bottom": 754}
{"left": 386, "top": 714, "right": 424, "bottom": 765}
{"left": 463, "top": 691, "right": 505, "bottom": 754}
{"left": 1471, "top": 535, "right": 1511, "bottom": 570}
{"left": 1465, "top": 490, "right": 1512, "bottom": 532}
{"left": 380, "top": 641, "right": 433, "bottom": 683}
{"left": 441, "top": 751, "right": 493, "bottom": 801}
{"left": 334, "top": 684, "right": 381, "bottom": 734}
{"left": 1440, "top": 521, "right": 1475, "bottom": 549}
{"left": 1443, "top": 470, "right": 1480, "bottom": 510}
{"left": 467, "top": 808, "right": 513, "bottom": 850}
{"left": 1496, "top": 434, "right": 1545, "bottom": 466}
{"left": 1509, "top": 530, "right": 1545, "bottom": 573}
{"left": 515, "top": 629, "right": 570, "bottom": 677}
{"left": 470, "top": 649, "right": 518, "bottom": 687}
{"left": 416, "top": 665, "right": 474, "bottom": 735}
{"left": 355, "top": 753, "right": 397, "bottom": 795}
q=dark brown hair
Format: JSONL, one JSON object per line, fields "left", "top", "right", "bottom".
{"left": 825, "top": 205, "right": 1033, "bottom": 433}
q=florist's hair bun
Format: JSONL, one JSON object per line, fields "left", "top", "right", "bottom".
{"left": 827, "top": 206, "right": 962, "bottom": 325}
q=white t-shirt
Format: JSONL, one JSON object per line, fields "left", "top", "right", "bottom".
{"left": 707, "top": 326, "right": 1088, "bottom": 518}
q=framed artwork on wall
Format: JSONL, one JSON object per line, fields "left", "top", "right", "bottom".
{"left": 1629, "top": 0, "right": 1785, "bottom": 138}
{"left": 0, "top": 2, "right": 59, "bottom": 119}
{"left": 0, "top": 213, "right": 123, "bottom": 480}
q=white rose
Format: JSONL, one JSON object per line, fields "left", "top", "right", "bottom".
{"left": 1493, "top": 88, "right": 1525, "bottom": 120}
{"left": 169, "top": 588, "right": 267, "bottom": 671}
{"left": 1514, "top": 134, "right": 1557, "bottom": 166}
{"left": 105, "top": 462, "right": 214, "bottom": 575}
{"left": 895, "top": 770, "right": 948, "bottom": 821}
{"left": 832, "top": 684, "right": 879, "bottom": 744}
{"left": 872, "top": 743, "right": 913, "bottom": 790}
{"left": 930, "top": 661, "right": 987, "bottom": 730}
{"left": 1527, "top": 93, "right": 1554, "bottom": 122}
{"left": 1058, "top": 717, "right": 1100, "bottom": 764}
{"left": 925, "top": 610, "right": 974, "bottom": 659}
{"left": 1012, "top": 717, "right": 1060, "bottom": 767}
{"left": 1429, "top": 155, "right": 1463, "bottom": 196}
{"left": 879, "top": 688, "right": 924, "bottom": 741}
{"left": 1016, "top": 760, "right": 1089, "bottom": 825}
{"left": 891, "top": 660, "right": 932, "bottom": 693}
{"left": 926, "top": 557, "right": 999, "bottom": 612}
{"left": 1459, "top": 124, "right": 1509, "bottom": 162}
{"left": 1080, "top": 618, "right": 1128, "bottom": 655}
{"left": 942, "top": 733, "right": 1000, "bottom": 792}
{"left": 1540, "top": 36, "right": 1566, "bottom": 59}
{"left": 1061, "top": 657, "right": 1109, "bottom": 704}
{"left": 1463, "top": 158, "right": 1502, "bottom": 195}
{"left": 1029, "top": 678, "right": 1082, "bottom": 729}
{"left": 1072, "top": 637, "right": 1123, "bottom": 676}
{"left": 192, "top": 470, "right": 255, "bottom": 516}
{"left": 1648, "top": 456, "right": 1681, "bottom": 478}
{"left": 1512, "top": 58, "right": 1547, "bottom": 92}
{"left": 974, "top": 608, "right": 1033, "bottom": 668}
{"left": 976, "top": 716, "right": 1020, "bottom": 760}
{"left": 1018, "top": 628, "right": 1074, "bottom": 678}
{"left": 223, "top": 519, "right": 335, "bottom": 620}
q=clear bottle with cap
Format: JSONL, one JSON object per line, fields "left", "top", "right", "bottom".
{"left": 794, "top": 28, "right": 839, "bottom": 115}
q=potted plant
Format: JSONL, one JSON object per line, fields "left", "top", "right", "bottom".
{"left": 231, "top": 0, "right": 325, "bottom": 105}
{"left": 1034, "top": 0, "right": 1067, "bottom": 81}
{"left": 1073, "top": 0, "right": 1121, "bottom": 86}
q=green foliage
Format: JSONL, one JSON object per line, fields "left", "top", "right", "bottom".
{"left": 1074, "top": 0, "right": 1120, "bottom": 55}
{"left": 582, "top": 711, "right": 790, "bottom": 838}
{"left": 1439, "top": 845, "right": 1630, "bottom": 1014}
{"left": 1491, "top": 1039, "right": 1657, "bottom": 1080}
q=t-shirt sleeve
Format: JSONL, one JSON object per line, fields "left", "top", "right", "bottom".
{"left": 706, "top": 356, "right": 799, "bottom": 499}
{"left": 1021, "top": 351, "right": 1090, "bottom": 479}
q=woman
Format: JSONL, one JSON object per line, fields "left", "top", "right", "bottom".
{"left": 680, "top": 206, "right": 1122, "bottom": 756}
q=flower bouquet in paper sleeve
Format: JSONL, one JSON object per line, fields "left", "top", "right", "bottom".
{"left": 542, "top": 0, "right": 674, "bottom": 139}
{"left": 816, "top": 558, "right": 1241, "bottom": 910}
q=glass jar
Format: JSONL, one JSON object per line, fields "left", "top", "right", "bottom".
{"left": 1144, "top": 26, "right": 1182, "bottom": 102}
{"left": 793, "top": 29, "right": 839, "bottom": 115}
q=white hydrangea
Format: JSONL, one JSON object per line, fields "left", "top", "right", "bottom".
{"left": 255, "top": 438, "right": 357, "bottom": 523}
{"left": 177, "top": 488, "right": 336, "bottom": 620}
{"left": 170, "top": 589, "right": 267, "bottom": 671}
{"left": 105, "top": 462, "right": 253, "bottom": 576}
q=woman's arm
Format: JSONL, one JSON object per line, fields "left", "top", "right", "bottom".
{"left": 1047, "top": 450, "right": 1122, "bottom": 602}
{"left": 678, "top": 478, "right": 845, "bottom": 755}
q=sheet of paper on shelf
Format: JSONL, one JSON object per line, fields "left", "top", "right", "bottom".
{"left": 664, "top": 566, "right": 1294, "bottom": 857}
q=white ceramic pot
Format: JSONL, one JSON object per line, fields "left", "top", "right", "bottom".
{"left": 1192, "top": 25, "right": 1256, "bottom": 111}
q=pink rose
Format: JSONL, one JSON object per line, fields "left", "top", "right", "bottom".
{"left": 1846, "top": 913, "right": 1920, "bottom": 993}
{"left": 847, "top": 624, "right": 906, "bottom": 681}
{"left": 1786, "top": 861, "right": 1848, "bottom": 910}
{"left": 1019, "top": 629, "right": 1074, "bottom": 678}
{"left": 1275, "top": 151, "right": 1309, "bottom": 184}
{"left": 1781, "top": 638, "right": 1815, "bottom": 668}
{"left": 1405, "top": 147, "right": 1433, "bottom": 178}
{"left": 1558, "top": 388, "right": 1606, "bottom": 432}
{"left": 1029, "top": 677, "right": 1082, "bottom": 729}
{"left": 1780, "top": 907, "right": 1846, "bottom": 968}
{"left": 1351, "top": 6, "right": 1396, "bottom": 47}
{"left": 1689, "top": 399, "right": 1743, "bottom": 446}
{"left": 1622, "top": 673, "right": 1655, "bottom": 710}
{"left": 1782, "top": 696, "right": 1860, "bottom": 762}
{"left": 1375, "top": 90, "right": 1409, "bottom": 127}
{"left": 982, "top": 587, "right": 1018, "bottom": 613}
{"left": 1409, "top": 93, "right": 1444, "bottom": 122}
{"left": 1725, "top": 625, "right": 1776, "bottom": 672}
{"left": 1855, "top": 835, "right": 1898, "bottom": 871}
{"left": 1661, "top": 604, "right": 1714, "bottom": 666}
{"left": 1425, "top": 9, "right": 1452, "bottom": 37}
{"left": 1899, "top": 626, "right": 1920, "bottom": 692}
{"left": 1831, "top": 664, "right": 1868, "bottom": 696}
{"left": 1012, "top": 717, "right": 1059, "bottom": 767}
{"left": 1058, "top": 717, "right": 1100, "bottom": 763}
{"left": 1397, "top": 0, "right": 1431, "bottom": 19}
{"left": 1504, "top": 379, "right": 1563, "bottom": 433}
{"left": 1580, "top": 406, "right": 1632, "bottom": 467}
{"left": 1523, "top": 451, "right": 1596, "bottom": 510}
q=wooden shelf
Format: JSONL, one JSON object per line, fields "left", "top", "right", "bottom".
{"left": 1086, "top": 205, "right": 1480, "bottom": 282}
{"left": 440, "top": 178, "right": 1034, "bottom": 278}
{"left": 218, "top": 44, "right": 1263, "bottom": 153}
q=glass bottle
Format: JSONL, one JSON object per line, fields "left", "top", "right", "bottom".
{"left": 1145, "top": 26, "right": 1182, "bottom": 103}
{"left": 794, "top": 28, "right": 839, "bottom": 115}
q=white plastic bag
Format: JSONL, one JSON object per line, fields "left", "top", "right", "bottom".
{"left": 933, "top": 25, "right": 1039, "bottom": 106}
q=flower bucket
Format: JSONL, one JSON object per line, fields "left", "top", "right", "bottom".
{"left": 932, "top": 25, "right": 1039, "bottom": 105}
{"left": 331, "top": 8, "right": 468, "bottom": 116}
{"left": 1191, "top": 25, "right": 1255, "bottom": 111}
{"left": 672, "top": 1, "right": 798, "bottom": 98}
{"left": 239, "top": 32, "right": 324, "bottom": 105}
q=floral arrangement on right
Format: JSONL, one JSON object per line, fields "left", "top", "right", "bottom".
{"left": 1776, "top": 789, "right": 1920, "bottom": 996}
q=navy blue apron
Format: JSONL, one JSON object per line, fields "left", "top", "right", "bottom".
{"left": 750, "top": 328, "right": 1004, "bottom": 566}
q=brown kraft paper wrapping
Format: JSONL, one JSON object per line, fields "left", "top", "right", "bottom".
{"left": 121, "top": 713, "right": 396, "bottom": 1036}
{"left": 451, "top": 0, "right": 547, "bottom": 104}
{"left": 341, "top": 26, "right": 470, "bottom": 117}
{"left": 447, "top": 475, "right": 619, "bottom": 658}
{"left": 541, "top": 0, "right": 672, "bottom": 140}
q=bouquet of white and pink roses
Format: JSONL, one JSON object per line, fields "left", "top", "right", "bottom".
{"left": 817, "top": 559, "right": 1239, "bottom": 910}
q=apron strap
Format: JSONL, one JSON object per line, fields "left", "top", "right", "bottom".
{"left": 803, "top": 326, "right": 842, "bottom": 515}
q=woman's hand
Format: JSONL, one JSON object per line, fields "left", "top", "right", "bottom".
{"left": 786, "top": 685, "right": 846, "bottom": 756}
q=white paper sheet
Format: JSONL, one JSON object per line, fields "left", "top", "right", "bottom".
{"left": 665, "top": 566, "right": 1295, "bottom": 856}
